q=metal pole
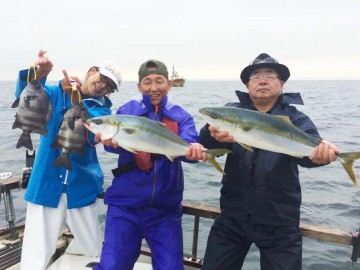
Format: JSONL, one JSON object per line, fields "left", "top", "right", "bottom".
{"left": 191, "top": 215, "right": 200, "bottom": 261}
{"left": 2, "top": 185, "right": 19, "bottom": 239}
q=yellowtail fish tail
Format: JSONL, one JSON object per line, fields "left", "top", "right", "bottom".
{"left": 337, "top": 152, "right": 360, "bottom": 187}
{"left": 205, "top": 149, "right": 232, "bottom": 175}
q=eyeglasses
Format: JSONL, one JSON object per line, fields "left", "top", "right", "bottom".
{"left": 249, "top": 74, "right": 280, "bottom": 82}
{"left": 249, "top": 56, "right": 278, "bottom": 65}
{"left": 96, "top": 68, "right": 117, "bottom": 93}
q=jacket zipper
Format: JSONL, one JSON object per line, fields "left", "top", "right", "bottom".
{"left": 150, "top": 160, "right": 157, "bottom": 205}
{"left": 150, "top": 105, "right": 159, "bottom": 205}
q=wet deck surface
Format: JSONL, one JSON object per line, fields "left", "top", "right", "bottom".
{"left": 0, "top": 240, "right": 22, "bottom": 270}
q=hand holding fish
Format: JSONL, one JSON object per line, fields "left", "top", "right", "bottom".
{"left": 94, "top": 133, "right": 119, "bottom": 148}
{"left": 310, "top": 140, "right": 339, "bottom": 164}
{"left": 209, "top": 125, "right": 235, "bottom": 143}
{"left": 185, "top": 143, "right": 208, "bottom": 162}
{"left": 33, "top": 50, "right": 53, "bottom": 79}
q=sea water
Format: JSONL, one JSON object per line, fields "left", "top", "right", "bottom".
{"left": 1, "top": 80, "right": 360, "bottom": 270}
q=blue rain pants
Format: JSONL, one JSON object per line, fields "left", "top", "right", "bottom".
{"left": 94, "top": 204, "right": 184, "bottom": 270}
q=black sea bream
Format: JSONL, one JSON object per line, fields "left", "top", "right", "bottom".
{"left": 12, "top": 79, "right": 52, "bottom": 150}
{"left": 51, "top": 103, "right": 89, "bottom": 170}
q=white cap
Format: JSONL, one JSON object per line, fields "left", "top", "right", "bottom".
{"left": 96, "top": 62, "right": 122, "bottom": 91}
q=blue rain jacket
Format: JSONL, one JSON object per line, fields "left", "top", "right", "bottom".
{"left": 104, "top": 94, "right": 199, "bottom": 208}
{"left": 200, "top": 91, "right": 325, "bottom": 226}
{"left": 16, "top": 69, "right": 112, "bottom": 208}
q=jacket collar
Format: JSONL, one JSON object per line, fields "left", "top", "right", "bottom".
{"left": 82, "top": 95, "right": 112, "bottom": 108}
{"left": 235, "top": 90, "right": 304, "bottom": 110}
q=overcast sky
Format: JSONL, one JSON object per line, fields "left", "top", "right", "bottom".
{"left": 1, "top": 0, "right": 359, "bottom": 81}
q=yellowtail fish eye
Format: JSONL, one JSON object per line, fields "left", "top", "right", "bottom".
{"left": 209, "top": 112, "right": 220, "bottom": 119}
{"left": 93, "top": 119, "right": 104, "bottom": 125}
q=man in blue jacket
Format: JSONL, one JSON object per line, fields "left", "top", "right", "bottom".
{"left": 94, "top": 59, "right": 205, "bottom": 270}
{"left": 200, "top": 53, "right": 339, "bottom": 270}
{"left": 16, "top": 50, "right": 122, "bottom": 270}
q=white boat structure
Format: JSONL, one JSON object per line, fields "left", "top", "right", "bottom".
{"left": 171, "top": 66, "right": 185, "bottom": 87}
{"left": 2, "top": 174, "right": 360, "bottom": 269}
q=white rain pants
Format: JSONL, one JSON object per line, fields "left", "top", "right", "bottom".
{"left": 20, "top": 194, "right": 102, "bottom": 270}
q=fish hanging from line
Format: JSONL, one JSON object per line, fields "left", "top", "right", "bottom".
{"left": 12, "top": 79, "right": 52, "bottom": 150}
{"left": 51, "top": 103, "right": 89, "bottom": 170}
{"left": 199, "top": 106, "right": 360, "bottom": 187}
{"left": 84, "top": 115, "right": 231, "bottom": 175}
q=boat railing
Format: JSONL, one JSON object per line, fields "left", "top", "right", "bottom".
{"left": 180, "top": 200, "right": 360, "bottom": 268}
{"left": 2, "top": 176, "right": 360, "bottom": 268}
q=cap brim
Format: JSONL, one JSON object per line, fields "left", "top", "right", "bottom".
{"left": 98, "top": 66, "right": 119, "bottom": 91}
{"left": 240, "top": 63, "right": 290, "bottom": 85}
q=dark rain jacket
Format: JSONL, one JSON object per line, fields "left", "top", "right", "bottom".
{"left": 103, "top": 94, "right": 199, "bottom": 208}
{"left": 199, "top": 91, "right": 324, "bottom": 226}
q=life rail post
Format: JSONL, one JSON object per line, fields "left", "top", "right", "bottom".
{"left": 0, "top": 176, "right": 21, "bottom": 240}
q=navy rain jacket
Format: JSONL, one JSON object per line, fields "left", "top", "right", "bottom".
{"left": 200, "top": 91, "right": 325, "bottom": 226}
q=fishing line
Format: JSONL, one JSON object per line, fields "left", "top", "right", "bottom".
{"left": 86, "top": 129, "right": 100, "bottom": 148}
{"left": 26, "top": 66, "right": 37, "bottom": 83}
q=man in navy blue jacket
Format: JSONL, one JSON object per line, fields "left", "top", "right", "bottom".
{"left": 200, "top": 53, "right": 339, "bottom": 270}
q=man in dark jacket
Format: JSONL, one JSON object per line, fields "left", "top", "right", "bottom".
{"left": 200, "top": 53, "right": 339, "bottom": 270}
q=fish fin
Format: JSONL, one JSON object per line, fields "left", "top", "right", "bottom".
{"left": 12, "top": 117, "right": 21, "bottom": 130}
{"left": 155, "top": 121, "right": 166, "bottom": 127}
{"left": 51, "top": 139, "right": 62, "bottom": 149}
{"left": 52, "top": 154, "right": 72, "bottom": 170}
{"left": 166, "top": 156, "right": 176, "bottom": 162}
{"left": 11, "top": 98, "right": 20, "bottom": 108}
{"left": 205, "top": 149, "right": 233, "bottom": 175}
{"left": 121, "top": 146, "right": 138, "bottom": 154}
{"left": 123, "top": 128, "right": 136, "bottom": 135}
{"left": 72, "top": 148, "right": 85, "bottom": 156}
{"left": 68, "top": 118, "right": 75, "bottom": 130}
{"left": 16, "top": 133, "right": 33, "bottom": 151}
{"left": 337, "top": 152, "right": 360, "bottom": 187}
{"left": 41, "top": 128, "right": 48, "bottom": 136}
{"left": 239, "top": 143, "right": 253, "bottom": 152}
{"left": 275, "top": 115, "right": 293, "bottom": 125}
{"left": 24, "top": 98, "right": 31, "bottom": 108}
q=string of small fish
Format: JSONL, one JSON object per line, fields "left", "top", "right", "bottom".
{"left": 11, "top": 66, "right": 91, "bottom": 171}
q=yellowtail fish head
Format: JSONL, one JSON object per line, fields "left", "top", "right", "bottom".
{"left": 199, "top": 107, "right": 241, "bottom": 132}
{"left": 85, "top": 116, "right": 120, "bottom": 141}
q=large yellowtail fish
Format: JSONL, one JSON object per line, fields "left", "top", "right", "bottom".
{"left": 199, "top": 107, "right": 360, "bottom": 187}
{"left": 84, "top": 115, "right": 231, "bottom": 175}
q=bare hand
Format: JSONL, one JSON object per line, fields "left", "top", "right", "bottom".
{"left": 62, "top": 70, "right": 81, "bottom": 92}
{"left": 310, "top": 140, "right": 339, "bottom": 164}
{"left": 94, "top": 133, "right": 119, "bottom": 148}
{"left": 33, "top": 50, "right": 53, "bottom": 79}
{"left": 62, "top": 70, "right": 83, "bottom": 103}
{"left": 185, "top": 143, "right": 207, "bottom": 162}
{"left": 209, "top": 125, "right": 235, "bottom": 143}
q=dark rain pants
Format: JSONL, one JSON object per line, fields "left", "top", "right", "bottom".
{"left": 94, "top": 204, "right": 184, "bottom": 270}
{"left": 202, "top": 215, "right": 302, "bottom": 270}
